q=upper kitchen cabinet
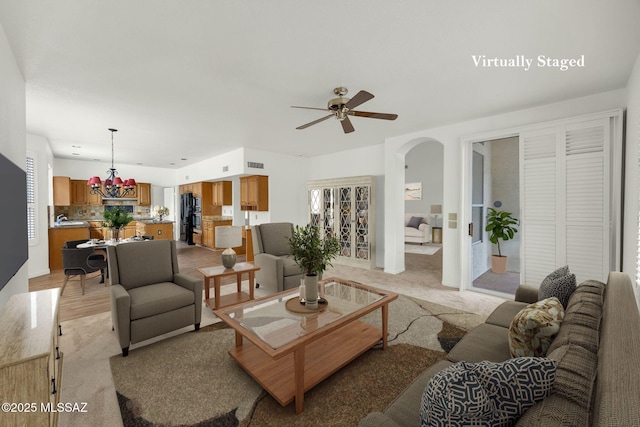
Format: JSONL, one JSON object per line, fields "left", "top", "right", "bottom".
{"left": 240, "top": 175, "right": 268, "bottom": 211}
{"left": 137, "top": 183, "right": 151, "bottom": 206}
{"left": 53, "top": 176, "right": 71, "bottom": 206}
{"left": 70, "top": 180, "right": 87, "bottom": 205}
{"left": 212, "top": 181, "right": 232, "bottom": 206}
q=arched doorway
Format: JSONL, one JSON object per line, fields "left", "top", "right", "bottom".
{"left": 403, "top": 141, "right": 444, "bottom": 279}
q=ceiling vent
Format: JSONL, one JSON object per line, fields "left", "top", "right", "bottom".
{"left": 222, "top": 165, "right": 229, "bottom": 172}
{"left": 247, "top": 161, "right": 264, "bottom": 169}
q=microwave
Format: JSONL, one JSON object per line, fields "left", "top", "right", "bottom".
{"left": 194, "top": 197, "right": 202, "bottom": 213}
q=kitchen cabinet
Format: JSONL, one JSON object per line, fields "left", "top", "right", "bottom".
{"left": 136, "top": 222, "right": 174, "bottom": 240}
{"left": 48, "top": 226, "right": 90, "bottom": 270}
{"left": 86, "top": 186, "right": 102, "bottom": 205}
{"left": 240, "top": 175, "right": 268, "bottom": 211}
{"left": 191, "top": 182, "right": 203, "bottom": 198}
{"left": 122, "top": 222, "right": 137, "bottom": 239}
{"left": 53, "top": 176, "right": 71, "bottom": 206}
{"left": 88, "top": 221, "right": 104, "bottom": 239}
{"left": 203, "top": 220, "right": 213, "bottom": 248}
{"left": 70, "top": 180, "right": 87, "bottom": 205}
{"left": 137, "top": 183, "right": 151, "bottom": 206}
{"left": 308, "top": 175, "right": 376, "bottom": 269}
{"left": 0, "top": 289, "right": 62, "bottom": 427}
{"left": 212, "top": 181, "right": 232, "bottom": 206}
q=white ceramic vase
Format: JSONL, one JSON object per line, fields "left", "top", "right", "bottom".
{"left": 304, "top": 274, "right": 319, "bottom": 309}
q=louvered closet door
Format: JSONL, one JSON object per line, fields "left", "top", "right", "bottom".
{"left": 564, "top": 119, "right": 610, "bottom": 283}
{"left": 520, "top": 119, "right": 610, "bottom": 285}
{"left": 521, "top": 128, "right": 559, "bottom": 285}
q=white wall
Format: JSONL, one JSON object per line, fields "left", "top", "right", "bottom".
{"left": 385, "top": 89, "right": 627, "bottom": 289}
{"left": 0, "top": 23, "right": 27, "bottom": 308}
{"left": 623, "top": 51, "right": 640, "bottom": 299}
{"left": 54, "top": 157, "right": 178, "bottom": 188}
{"left": 26, "top": 134, "right": 54, "bottom": 278}
{"left": 404, "top": 141, "right": 444, "bottom": 218}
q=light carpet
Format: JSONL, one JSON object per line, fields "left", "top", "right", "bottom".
{"left": 404, "top": 243, "right": 441, "bottom": 255}
{"left": 108, "top": 295, "right": 478, "bottom": 427}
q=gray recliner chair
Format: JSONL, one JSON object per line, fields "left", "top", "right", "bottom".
{"left": 108, "top": 240, "right": 203, "bottom": 356}
{"left": 252, "top": 222, "right": 304, "bottom": 293}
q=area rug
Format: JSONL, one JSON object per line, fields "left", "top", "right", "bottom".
{"left": 405, "top": 243, "right": 441, "bottom": 255}
{"left": 109, "top": 295, "right": 472, "bottom": 427}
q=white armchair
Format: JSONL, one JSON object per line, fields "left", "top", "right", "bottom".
{"left": 404, "top": 214, "right": 431, "bottom": 244}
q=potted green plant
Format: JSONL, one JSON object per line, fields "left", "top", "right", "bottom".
{"left": 485, "top": 208, "right": 519, "bottom": 274}
{"left": 288, "top": 224, "right": 340, "bottom": 308}
{"left": 101, "top": 206, "right": 134, "bottom": 241}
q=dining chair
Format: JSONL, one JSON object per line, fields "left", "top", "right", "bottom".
{"left": 60, "top": 246, "right": 107, "bottom": 295}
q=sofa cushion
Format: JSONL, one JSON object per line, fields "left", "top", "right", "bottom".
{"left": 419, "top": 358, "right": 556, "bottom": 427}
{"left": 485, "top": 300, "right": 528, "bottom": 328}
{"left": 508, "top": 297, "right": 564, "bottom": 357}
{"left": 538, "top": 267, "right": 576, "bottom": 308}
{"left": 515, "top": 394, "right": 587, "bottom": 427}
{"left": 407, "top": 216, "right": 424, "bottom": 229}
{"left": 447, "top": 323, "right": 512, "bottom": 363}
{"left": 546, "top": 320, "right": 599, "bottom": 355}
{"left": 281, "top": 255, "right": 304, "bottom": 277}
{"left": 128, "top": 282, "right": 195, "bottom": 320}
{"left": 547, "top": 344, "right": 598, "bottom": 410}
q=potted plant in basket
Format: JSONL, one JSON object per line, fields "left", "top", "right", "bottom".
{"left": 288, "top": 224, "right": 340, "bottom": 309}
{"left": 485, "top": 208, "right": 519, "bottom": 274}
{"left": 101, "top": 206, "right": 134, "bottom": 242}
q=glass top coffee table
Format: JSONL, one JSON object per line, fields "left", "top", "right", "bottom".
{"left": 213, "top": 277, "right": 398, "bottom": 414}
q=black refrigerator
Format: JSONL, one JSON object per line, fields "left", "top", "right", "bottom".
{"left": 180, "top": 192, "right": 195, "bottom": 245}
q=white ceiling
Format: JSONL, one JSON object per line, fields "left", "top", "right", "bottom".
{"left": 1, "top": 0, "right": 639, "bottom": 169}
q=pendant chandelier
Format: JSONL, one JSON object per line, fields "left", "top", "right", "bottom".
{"left": 87, "top": 128, "right": 137, "bottom": 199}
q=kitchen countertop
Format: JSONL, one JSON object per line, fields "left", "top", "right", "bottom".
{"left": 137, "top": 220, "right": 175, "bottom": 224}
{"left": 50, "top": 221, "right": 90, "bottom": 229}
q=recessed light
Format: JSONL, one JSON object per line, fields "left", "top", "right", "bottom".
{"left": 72, "top": 153, "right": 80, "bottom": 156}
{"left": 169, "top": 162, "right": 175, "bottom": 165}
{"left": 181, "top": 158, "right": 187, "bottom": 161}
{"left": 93, "top": 158, "right": 100, "bottom": 161}
{"left": 72, "top": 145, "right": 81, "bottom": 148}
{"left": 136, "top": 162, "right": 143, "bottom": 165}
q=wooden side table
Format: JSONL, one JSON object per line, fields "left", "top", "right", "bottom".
{"left": 198, "top": 262, "right": 260, "bottom": 310}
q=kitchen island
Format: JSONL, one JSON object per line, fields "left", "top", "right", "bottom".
{"left": 136, "top": 220, "right": 174, "bottom": 240}
{"left": 48, "top": 222, "right": 90, "bottom": 270}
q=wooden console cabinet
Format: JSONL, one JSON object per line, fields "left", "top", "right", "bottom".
{"left": 0, "top": 289, "right": 63, "bottom": 427}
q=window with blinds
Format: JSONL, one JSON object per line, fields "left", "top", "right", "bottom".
{"left": 26, "top": 152, "right": 36, "bottom": 244}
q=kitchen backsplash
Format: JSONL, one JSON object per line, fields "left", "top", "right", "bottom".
{"left": 54, "top": 204, "right": 153, "bottom": 221}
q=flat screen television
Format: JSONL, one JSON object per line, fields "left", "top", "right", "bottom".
{"left": 0, "top": 153, "right": 28, "bottom": 291}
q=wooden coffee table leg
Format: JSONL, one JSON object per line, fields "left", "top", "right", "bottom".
{"left": 236, "top": 272, "right": 242, "bottom": 293}
{"left": 214, "top": 277, "right": 221, "bottom": 310}
{"left": 235, "top": 330, "right": 242, "bottom": 347}
{"left": 204, "top": 277, "right": 210, "bottom": 301}
{"left": 382, "top": 304, "right": 389, "bottom": 350}
{"left": 294, "top": 347, "right": 305, "bottom": 414}
{"left": 248, "top": 271, "right": 255, "bottom": 300}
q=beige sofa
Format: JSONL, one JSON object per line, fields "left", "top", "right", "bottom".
{"left": 404, "top": 213, "right": 431, "bottom": 244}
{"left": 108, "top": 240, "right": 203, "bottom": 357}
{"left": 360, "top": 271, "right": 640, "bottom": 426}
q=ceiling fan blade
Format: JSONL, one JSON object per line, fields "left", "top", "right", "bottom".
{"left": 291, "top": 106, "right": 330, "bottom": 112}
{"left": 296, "top": 114, "right": 334, "bottom": 130}
{"left": 341, "top": 116, "right": 355, "bottom": 134}
{"left": 345, "top": 90, "right": 374, "bottom": 110}
{"left": 349, "top": 110, "right": 398, "bottom": 120}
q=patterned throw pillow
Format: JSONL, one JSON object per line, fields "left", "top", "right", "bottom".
{"left": 509, "top": 297, "right": 565, "bottom": 357}
{"left": 407, "top": 216, "right": 424, "bottom": 229}
{"left": 420, "top": 358, "right": 557, "bottom": 427}
{"left": 538, "top": 266, "right": 576, "bottom": 308}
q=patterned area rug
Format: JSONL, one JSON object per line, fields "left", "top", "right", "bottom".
{"left": 404, "top": 244, "right": 441, "bottom": 255}
{"left": 109, "top": 295, "right": 470, "bottom": 427}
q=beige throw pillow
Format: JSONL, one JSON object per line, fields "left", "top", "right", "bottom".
{"left": 509, "top": 297, "right": 564, "bottom": 357}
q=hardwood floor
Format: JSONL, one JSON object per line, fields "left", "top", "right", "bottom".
{"left": 29, "top": 241, "right": 242, "bottom": 322}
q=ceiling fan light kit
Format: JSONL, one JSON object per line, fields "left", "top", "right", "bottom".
{"left": 292, "top": 87, "right": 398, "bottom": 134}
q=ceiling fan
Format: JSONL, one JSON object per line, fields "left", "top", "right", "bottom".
{"left": 292, "top": 87, "right": 398, "bottom": 134}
